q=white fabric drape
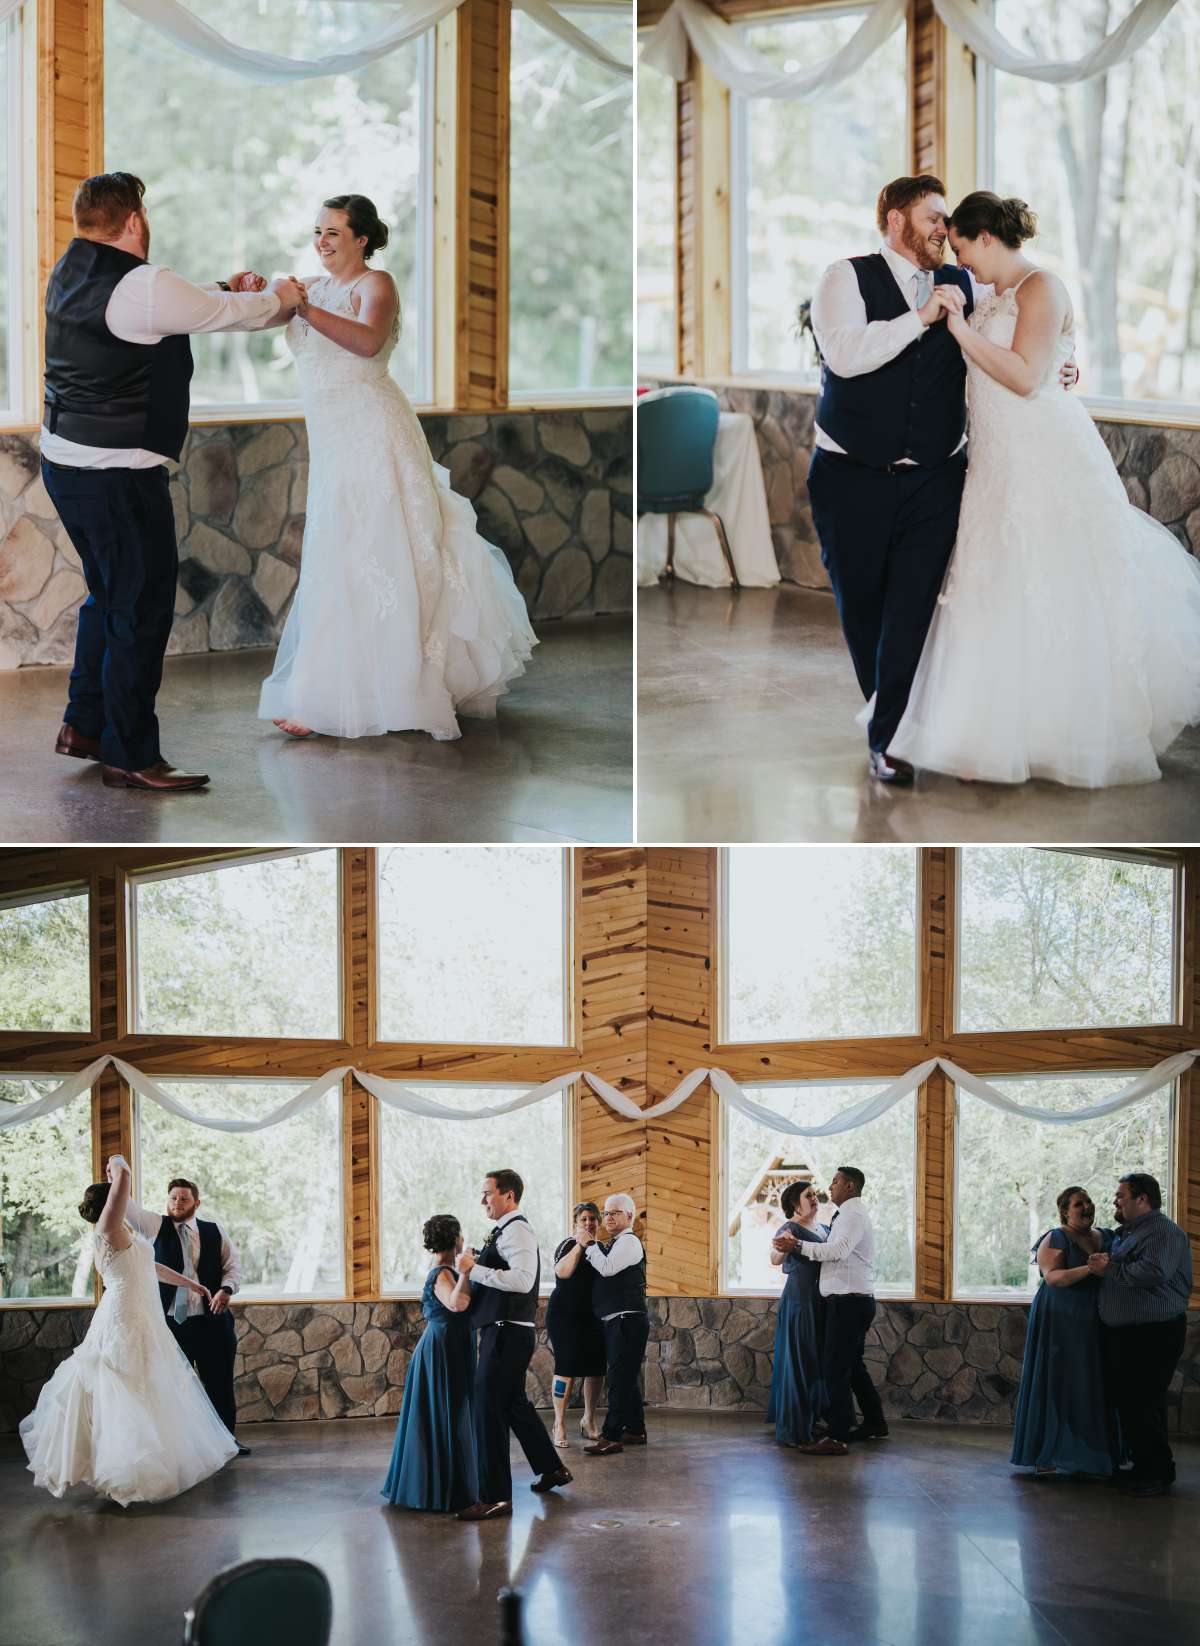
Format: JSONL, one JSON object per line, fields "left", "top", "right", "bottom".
{"left": 0, "top": 0, "right": 26, "bottom": 24}
{"left": 641, "top": 0, "right": 1178, "bottom": 94}
{"left": 930, "top": 0, "right": 1179, "bottom": 86}
{"left": 118, "top": 0, "right": 631, "bottom": 83}
{"left": 1, "top": 1053, "right": 1192, "bottom": 1134}
{"left": 639, "top": 0, "right": 906, "bottom": 97}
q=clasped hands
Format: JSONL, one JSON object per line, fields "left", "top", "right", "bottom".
{"left": 226, "top": 270, "right": 309, "bottom": 315}
{"left": 919, "top": 280, "right": 1079, "bottom": 389}
{"left": 1086, "top": 1252, "right": 1110, "bottom": 1275}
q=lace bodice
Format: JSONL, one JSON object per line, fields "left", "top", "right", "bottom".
{"left": 286, "top": 274, "right": 400, "bottom": 394}
{"left": 968, "top": 280, "right": 1075, "bottom": 397}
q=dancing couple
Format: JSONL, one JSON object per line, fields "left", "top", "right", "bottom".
{"left": 42, "top": 172, "right": 535, "bottom": 791}
{"left": 767, "top": 1167, "right": 888, "bottom": 1456}
{"left": 1010, "top": 1173, "right": 1191, "bottom": 1497}
{"left": 20, "top": 1157, "right": 246, "bottom": 1504}
{"left": 808, "top": 174, "right": 1200, "bottom": 790}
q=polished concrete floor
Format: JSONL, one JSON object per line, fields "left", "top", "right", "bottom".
{"left": 638, "top": 584, "right": 1200, "bottom": 843}
{"left": 1, "top": 1411, "right": 1196, "bottom": 1646}
{"left": 0, "top": 619, "right": 631, "bottom": 844}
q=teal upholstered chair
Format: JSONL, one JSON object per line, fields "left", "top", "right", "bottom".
{"left": 183, "top": 1559, "right": 332, "bottom": 1646}
{"left": 637, "top": 387, "right": 739, "bottom": 586}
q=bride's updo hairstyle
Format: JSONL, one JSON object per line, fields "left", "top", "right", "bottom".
{"left": 79, "top": 1182, "right": 111, "bottom": 1223}
{"left": 949, "top": 191, "right": 1037, "bottom": 248}
{"left": 423, "top": 1213, "right": 462, "bottom": 1253}
{"left": 323, "top": 194, "right": 390, "bottom": 260}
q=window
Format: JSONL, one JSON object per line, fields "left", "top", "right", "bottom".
{"left": 636, "top": 44, "right": 675, "bottom": 376}
{"left": 0, "top": 1077, "right": 95, "bottom": 1302}
{"left": 730, "top": 4, "right": 907, "bottom": 375}
{"left": 376, "top": 847, "right": 569, "bottom": 1044}
{"left": 0, "top": 887, "right": 91, "bottom": 1033}
{"left": 722, "top": 847, "right": 919, "bottom": 1042}
{"left": 957, "top": 849, "right": 1178, "bottom": 1032}
{"left": 104, "top": 0, "right": 432, "bottom": 408}
{"left": 378, "top": 1084, "right": 568, "bottom": 1293}
{"left": 981, "top": 0, "right": 1200, "bottom": 412}
{"left": 135, "top": 1078, "right": 344, "bottom": 1295}
{"left": 0, "top": 0, "right": 32, "bottom": 420}
{"left": 132, "top": 853, "right": 341, "bottom": 1039}
{"left": 509, "top": 5, "right": 633, "bottom": 396}
{"left": 953, "top": 1073, "right": 1174, "bottom": 1298}
{"left": 724, "top": 1081, "right": 916, "bottom": 1294}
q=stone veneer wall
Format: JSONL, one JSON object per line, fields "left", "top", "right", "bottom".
{"left": 0, "top": 407, "right": 632, "bottom": 668}
{"left": 643, "top": 383, "right": 1200, "bottom": 590}
{"left": 4, "top": 1297, "right": 1198, "bottom": 1435}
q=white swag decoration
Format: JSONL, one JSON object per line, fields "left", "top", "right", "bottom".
{"left": 2, "top": 1051, "right": 1195, "bottom": 1135}
{"left": 640, "top": 0, "right": 1180, "bottom": 97}
{"left": 118, "top": 0, "right": 632, "bottom": 82}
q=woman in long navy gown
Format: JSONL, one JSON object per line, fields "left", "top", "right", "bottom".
{"left": 1011, "top": 1185, "right": 1121, "bottom": 1478}
{"left": 382, "top": 1214, "right": 478, "bottom": 1512}
{"left": 765, "top": 1181, "right": 827, "bottom": 1446}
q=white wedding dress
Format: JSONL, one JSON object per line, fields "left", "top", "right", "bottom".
{"left": 889, "top": 278, "right": 1200, "bottom": 787}
{"left": 258, "top": 276, "right": 537, "bottom": 739}
{"left": 19, "top": 1229, "right": 238, "bottom": 1505}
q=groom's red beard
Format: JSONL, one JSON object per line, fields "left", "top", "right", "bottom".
{"left": 901, "top": 214, "right": 945, "bottom": 271}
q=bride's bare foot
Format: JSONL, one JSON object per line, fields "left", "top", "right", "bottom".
{"left": 273, "top": 719, "right": 315, "bottom": 739}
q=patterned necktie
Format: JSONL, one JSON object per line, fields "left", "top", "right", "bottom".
{"left": 914, "top": 269, "right": 933, "bottom": 310}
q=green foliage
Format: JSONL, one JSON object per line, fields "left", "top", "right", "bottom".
{"left": 0, "top": 894, "right": 91, "bottom": 1033}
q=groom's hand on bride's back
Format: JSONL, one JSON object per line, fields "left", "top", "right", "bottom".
{"left": 1060, "top": 356, "right": 1079, "bottom": 392}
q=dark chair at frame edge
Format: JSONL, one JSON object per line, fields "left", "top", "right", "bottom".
{"left": 636, "top": 387, "right": 740, "bottom": 589}
{"left": 182, "top": 1557, "right": 333, "bottom": 1646}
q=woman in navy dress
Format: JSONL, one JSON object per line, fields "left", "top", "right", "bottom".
{"left": 766, "top": 1181, "right": 828, "bottom": 1446}
{"left": 546, "top": 1201, "right": 607, "bottom": 1448}
{"left": 1011, "top": 1185, "right": 1121, "bottom": 1478}
{"left": 382, "top": 1214, "right": 478, "bottom": 1513}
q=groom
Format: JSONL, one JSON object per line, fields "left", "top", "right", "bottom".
{"left": 455, "top": 1169, "right": 572, "bottom": 1520}
{"left": 806, "top": 174, "right": 1076, "bottom": 786}
{"left": 42, "top": 172, "right": 305, "bottom": 791}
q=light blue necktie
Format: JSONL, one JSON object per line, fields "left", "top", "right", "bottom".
{"left": 173, "top": 1223, "right": 195, "bottom": 1323}
{"left": 913, "top": 270, "right": 933, "bottom": 310}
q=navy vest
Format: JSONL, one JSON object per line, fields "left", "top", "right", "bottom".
{"left": 591, "top": 1237, "right": 647, "bottom": 1319}
{"left": 815, "top": 254, "right": 972, "bottom": 467}
{"left": 154, "top": 1217, "right": 225, "bottom": 1317}
{"left": 43, "top": 238, "right": 194, "bottom": 460}
{"left": 471, "top": 1214, "right": 541, "bottom": 1326}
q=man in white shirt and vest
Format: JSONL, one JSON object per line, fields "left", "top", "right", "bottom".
{"left": 455, "top": 1169, "right": 572, "bottom": 1520}
{"left": 581, "top": 1192, "right": 649, "bottom": 1456}
{"left": 41, "top": 172, "right": 304, "bottom": 791}
{"left": 781, "top": 1165, "right": 888, "bottom": 1456}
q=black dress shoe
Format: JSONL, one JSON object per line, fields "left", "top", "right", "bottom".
{"left": 868, "top": 750, "right": 914, "bottom": 785}
{"left": 54, "top": 723, "right": 102, "bottom": 761}
{"left": 583, "top": 1438, "right": 624, "bottom": 1456}
{"left": 235, "top": 1443, "right": 252, "bottom": 1457}
{"left": 847, "top": 1422, "right": 890, "bottom": 1442}
{"left": 621, "top": 1431, "right": 648, "bottom": 1445}
{"left": 530, "top": 1466, "right": 573, "bottom": 1493}
{"left": 1119, "top": 1477, "right": 1172, "bottom": 1497}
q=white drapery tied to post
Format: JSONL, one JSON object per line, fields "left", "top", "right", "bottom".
{"left": 117, "top": 0, "right": 631, "bottom": 83}
{"left": 640, "top": 0, "right": 1179, "bottom": 96}
{"left": 1, "top": 1052, "right": 1195, "bottom": 1134}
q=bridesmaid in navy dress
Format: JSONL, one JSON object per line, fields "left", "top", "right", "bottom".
{"left": 766, "top": 1181, "right": 828, "bottom": 1446}
{"left": 382, "top": 1214, "right": 478, "bottom": 1513}
{"left": 1011, "top": 1185, "right": 1121, "bottom": 1478}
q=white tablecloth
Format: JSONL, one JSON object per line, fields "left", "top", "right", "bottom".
{"left": 637, "top": 411, "right": 781, "bottom": 588}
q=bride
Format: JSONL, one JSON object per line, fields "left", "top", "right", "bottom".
{"left": 20, "top": 1155, "right": 238, "bottom": 1505}
{"left": 889, "top": 191, "right": 1200, "bottom": 788}
{"left": 258, "top": 194, "right": 537, "bottom": 740}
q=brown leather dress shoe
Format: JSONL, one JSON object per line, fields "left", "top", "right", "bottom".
{"left": 530, "top": 1466, "right": 573, "bottom": 1494}
{"left": 456, "top": 1500, "right": 513, "bottom": 1521}
{"left": 583, "top": 1438, "right": 624, "bottom": 1456}
{"left": 55, "top": 723, "right": 102, "bottom": 761}
{"left": 620, "top": 1431, "right": 648, "bottom": 1445}
{"left": 797, "top": 1437, "right": 849, "bottom": 1456}
{"left": 101, "top": 761, "right": 210, "bottom": 791}
{"left": 868, "top": 750, "right": 914, "bottom": 786}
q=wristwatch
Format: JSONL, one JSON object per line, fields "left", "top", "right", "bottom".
{"left": 216, "top": 281, "right": 232, "bottom": 292}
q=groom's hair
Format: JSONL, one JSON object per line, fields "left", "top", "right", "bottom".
{"left": 74, "top": 172, "right": 146, "bottom": 240}
{"left": 876, "top": 174, "right": 945, "bottom": 236}
{"left": 487, "top": 1168, "right": 524, "bottom": 1203}
{"left": 167, "top": 1177, "right": 200, "bottom": 1200}
{"left": 836, "top": 1166, "right": 866, "bottom": 1194}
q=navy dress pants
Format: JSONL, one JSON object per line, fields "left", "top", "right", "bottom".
{"left": 41, "top": 459, "right": 178, "bottom": 772}
{"left": 806, "top": 448, "right": 966, "bottom": 755}
{"left": 474, "top": 1324, "right": 559, "bottom": 1502}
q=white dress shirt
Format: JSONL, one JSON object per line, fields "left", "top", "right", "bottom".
{"left": 810, "top": 242, "right": 976, "bottom": 458}
{"left": 584, "top": 1228, "right": 645, "bottom": 1321}
{"left": 42, "top": 264, "right": 281, "bottom": 470}
{"left": 798, "top": 1197, "right": 875, "bottom": 1298}
{"left": 125, "top": 1197, "right": 240, "bottom": 1319}
{"left": 470, "top": 1208, "right": 540, "bottom": 1327}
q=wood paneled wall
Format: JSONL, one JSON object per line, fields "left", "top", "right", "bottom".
{"left": 453, "top": 0, "right": 511, "bottom": 407}
{"left": 38, "top": 0, "right": 103, "bottom": 304}
{"left": 3, "top": 847, "right": 1197, "bottom": 1304}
